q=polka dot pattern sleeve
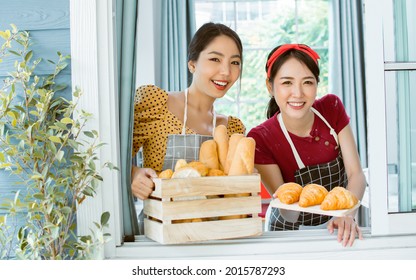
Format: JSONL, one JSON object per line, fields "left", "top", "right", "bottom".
{"left": 227, "top": 116, "right": 246, "bottom": 136}
{"left": 132, "top": 85, "right": 168, "bottom": 157}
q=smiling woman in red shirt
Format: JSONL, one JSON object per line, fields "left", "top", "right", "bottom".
{"left": 247, "top": 43, "right": 367, "bottom": 247}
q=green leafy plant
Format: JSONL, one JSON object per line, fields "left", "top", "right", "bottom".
{"left": 0, "top": 25, "right": 116, "bottom": 259}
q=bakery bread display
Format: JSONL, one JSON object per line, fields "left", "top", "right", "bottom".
{"left": 227, "top": 137, "right": 256, "bottom": 176}
{"left": 298, "top": 183, "right": 329, "bottom": 207}
{"left": 224, "top": 133, "right": 244, "bottom": 174}
{"left": 320, "top": 187, "right": 358, "bottom": 210}
{"left": 213, "top": 124, "right": 229, "bottom": 171}
{"left": 199, "top": 139, "right": 220, "bottom": 170}
{"left": 159, "top": 133, "right": 257, "bottom": 179}
{"left": 275, "top": 182, "right": 303, "bottom": 204}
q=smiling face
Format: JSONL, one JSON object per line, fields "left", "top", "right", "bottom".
{"left": 267, "top": 56, "right": 317, "bottom": 122}
{"left": 188, "top": 35, "right": 242, "bottom": 99}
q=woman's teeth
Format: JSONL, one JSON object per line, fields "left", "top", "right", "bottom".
{"left": 288, "top": 102, "right": 304, "bottom": 107}
{"left": 213, "top": 80, "right": 227, "bottom": 86}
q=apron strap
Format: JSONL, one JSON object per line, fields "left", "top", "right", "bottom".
{"left": 182, "top": 88, "right": 189, "bottom": 135}
{"left": 182, "top": 88, "right": 216, "bottom": 136}
{"left": 278, "top": 113, "right": 306, "bottom": 169}
{"left": 310, "top": 107, "right": 339, "bottom": 146}
{"left": 278, "top": 107, "right": 339, "bottom": 169}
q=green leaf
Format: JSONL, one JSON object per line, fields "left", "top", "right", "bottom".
{"left": 29, "top": 110, "right": 39, "bottom": 116}
{"left": 0, "top": 30, "right": 11, "bottom": 40}
{"left": 55, "top": 84, "right": 67, "bottom": 92}
{"left": 0, "top": 152, "right": 4, "bottom": 162}
{"left": 49, "top": 135, "right": 61, "bottom": 144}
{"left": 24, "top": 50, "right": 33, "bottom": 62}
{"left": 31, "top": 174, "right": 43, "bottom": 181}
{"left": 56, "top": 150, "right": 64, "bottom": 162}
{"left": 60, "top": 206, "right": 72, "bottom": 214}
{"left": 60, "top": 117, "right": 73, "bottom": 124}
{"left": 8, "top": 50, "right": 20, "bottom": 56}
{"left": 100, "top": 211, "right": 110, "bottom": 226}
{"left": 83, "top": 131, "right": 94, "bottom": 138}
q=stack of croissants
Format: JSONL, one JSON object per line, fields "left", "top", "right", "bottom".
{"left": 275, "top": 182, "right": 359, "bottom": 211}
{"left": 158, "top": 124, "right": 255, "bottom": 179}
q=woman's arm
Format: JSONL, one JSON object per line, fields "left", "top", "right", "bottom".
{"left": 338, "top": 124, "right": 367, "bottom": 200}
{"left": 327, "top": 124, "right": 366, "bottom": 246}
{"left": 255, "top": 163, "right": 284, "bottom": 195}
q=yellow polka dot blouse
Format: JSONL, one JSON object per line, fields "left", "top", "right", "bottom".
{"left": 133, "top": 85, "right": 246, "bottom": 173}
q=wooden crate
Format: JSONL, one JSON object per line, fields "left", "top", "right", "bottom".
{"left": 143, "top": 174, "right": 263, "bottom": 244}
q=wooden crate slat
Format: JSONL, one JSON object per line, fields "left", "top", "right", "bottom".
{"left": 145, "top": 196, "right": 260, "bottom": 220}
{"left": 144, "top": 218, "right": 262, "bottom": 244}
{"left": 152, "top": 174, "right": 260, "bottom": 199}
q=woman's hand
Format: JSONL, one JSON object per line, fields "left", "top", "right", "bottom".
{"left": 131, "top": 166, "right": 158, "bottom": 200}
{"left": 327, "top": 216, "right": 363, "bottom": 247}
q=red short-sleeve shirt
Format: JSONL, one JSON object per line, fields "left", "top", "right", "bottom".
{"left": 247, "top": 94, "right": 350, "bottom": 183}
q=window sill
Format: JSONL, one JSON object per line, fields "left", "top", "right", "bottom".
{"left": 112, "top": 228, "right": 416, "bottom": 259}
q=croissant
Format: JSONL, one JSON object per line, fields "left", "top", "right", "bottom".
{"left": 275, "top": 182, "right": 303, "bottom": 204}
{"left": 298, "top": 184, "right": 329, "bottom": 207}
{"left": 320, "top": 187, "right": 359, "bottom": 210}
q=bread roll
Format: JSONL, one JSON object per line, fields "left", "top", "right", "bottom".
{"left": 158, "top": 169, "right": 173, "bottom": 179}
{"left": 214, "top": 124, "right": 229, "bottom": 171}
{"left": 171, "top": 167, "right": 201, "bottom": 178}
{"left": 174, "top": 159, "right": 188, "bottom": 171}
{"left": 227, "top": 137, "right": 255, "bottom": 176}
{"left": 320, "top": 187, "right": 358, "bottom": 210}
{"left": 207, "top": 168, "right": 225, "bottom": 176}
{"left": 224, "top": 133, "right": 244, "bottom": 175}
{"left": 298, "top": 183, "right": 328, "bottom": 207}
{"left": 187, "top": 161, "right": 209, "bottom": 176}
{"left": 199, "top": 139, "right": 219, "bottom": 170}
{"left": 275, "top": 182, "right": 303, "bottom": 204}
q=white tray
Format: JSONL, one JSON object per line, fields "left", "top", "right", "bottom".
{"left": 269, "top": 198, "right": 361, "bottom": 217}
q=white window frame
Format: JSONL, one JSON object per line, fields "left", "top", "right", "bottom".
{"left": 364, "top": 0, "right": 416, "bottom": 235}
{"left": 70, "top": 0, "right": 123, "bottom": 258}
{"left": 70, "top": 0, "right": 416, "bottom": 259}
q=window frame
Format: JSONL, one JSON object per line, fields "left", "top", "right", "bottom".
{"left": 70, "top": 0, "right": 416, "bottom": 259}
{"left": 364, "top": 0, "right": 416, "bottom": 235}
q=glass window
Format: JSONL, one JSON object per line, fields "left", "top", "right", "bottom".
{"left": 382, "top": 0, "right": 416, "bottom": 213}
{"left": 194, "top": 0, "right": 329, "bottom": 131}
{"left": 365, "top": 0, "right": 416, "bottom": 235}
{"left": 385, "top": 70, "right": 416, "bottom": 213}
{"left": 383, "top": 0, "right": 416, "bottom": 62}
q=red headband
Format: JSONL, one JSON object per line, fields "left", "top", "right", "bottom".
{"left": 266, "top": 44, "right": 320, "bottom": 79}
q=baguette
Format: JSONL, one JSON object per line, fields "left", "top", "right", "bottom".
{"left": 224, "top": 133, "right": 245, "bottom": 175}
{"left": 199, "top": 139, "right": 219, "bottom": 170}
{"left": 227, "top": 137, "right": 255, "bottom": 176}
{"left": 213, "top": 124, "right": 229, "bottom": 171}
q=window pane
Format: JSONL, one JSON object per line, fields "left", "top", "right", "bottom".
{"left": 385, "top": 70, "right": 416, "bottom": 213}
{"left": 195, "top": 0, "right": 329, "bottom": 132}
{"left": 383, "top": 0, "right": 416, "bottom": 62}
